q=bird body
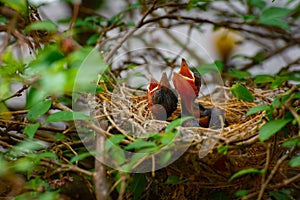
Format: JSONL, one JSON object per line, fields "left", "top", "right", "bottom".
{"left": 173, "top": 59, "right": 214, "bottom": 128}
{"left": 147, "top": 72, "right": 178, "bottom": 120}
{"left": 147, "top": 58, "right": 224, "bottom": 128}
{"left": 173, "top": 59, "right": 202, "bottom": 117}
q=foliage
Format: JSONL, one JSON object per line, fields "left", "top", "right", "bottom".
{"left": 0, "top": 0, "right": 299, "bottom": 199}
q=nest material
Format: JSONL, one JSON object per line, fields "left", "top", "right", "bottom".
{"left": 93, "top": 84, "right": 268, "bottom": 143}
{"left": 90, "top": 83, "right": 299, "bottom": 198}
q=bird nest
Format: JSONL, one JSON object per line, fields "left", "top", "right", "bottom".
{"left": 87, "top": 83, "right": 299, "bottom": 198}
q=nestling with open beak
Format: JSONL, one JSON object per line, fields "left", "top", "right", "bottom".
{"left": 173, "top": 58, "right": 213, "bottom": 127}
{"left": 173, "top": 58, "right": 202, "bottom": 116}
{"left": 147, "top": 72, "right": 178, "bottom": 120}
{"left": 177, "top": 58, "right": 201, "bottom": 96}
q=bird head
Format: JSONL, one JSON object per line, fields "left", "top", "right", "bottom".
{"left": 173, "top": 59, "right": 201, "bottom": 116}
{"left": 147, "top": 76, "right": 159, "bottom": 108}
{"left": 147, "top": 72, "right": 178, "bottom": 120}
{"left": 177, "top": 58, "right": 201, "bottom": 95}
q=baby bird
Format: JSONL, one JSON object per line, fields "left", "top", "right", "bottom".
{"left": 147, "top": 72, "right": 178, "bottom": 120}
{"left": 173, "top": 58, "right": 202, "bottom": 116}
{"left": 173, "top": 59, "right": 213, "bottom": 128}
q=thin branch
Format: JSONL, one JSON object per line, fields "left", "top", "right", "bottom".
{"left": 103, "top": 1, "right": 158, "bottom": 63}
{"left": 41, "top": 158, "right": 94, "bottom": 177}
{"left": 0, "top": 85, "right": 29, "bottom": 103}
{"left": 143, "top": 15, "right": 300, "bottom": 43}
{"left": 240, "top": 42, "right": 297, "bottom": 71}
{"left": 94, "top": 132, "right": 110, "bottom": 200}
{"left": 257, "top": 143, "right": 271, "bottom": 200}
{"left": 244, "top": 152, "right": 290, "bottom": 200}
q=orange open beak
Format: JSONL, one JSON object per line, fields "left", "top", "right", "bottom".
{"left": 178, "top": 58, "right": 200, "bottom": 95}
{"left": 172, "top": 71, "right": 196, "bottom": 115}
{"left": 147, "top": 76, "right": 159, "bottom": 108}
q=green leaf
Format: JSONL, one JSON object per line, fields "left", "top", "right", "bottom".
{"left": 124, "top": 3, "right": 142, "bottom": 12}
{"left": 248, "top": 0, "right": 266, "bottom": 10}
{"left": 161, "top": 130, "right": 179, "bottom": 145}
{"left": 231, "top": 84, "right": 254, "bottom": 102}
{"left": 235, "top": 190, "right": 249, "bottom": 197}
{"left": 196, "top": 62, "right": 221, "bottom": 75}
{"left": 165, "top": 176, "right": 183, "bottom": 185}
{"left": 40, "top": 72, "right": 66, "bottom": 94}
{"left": 122, "top": 153, "right": 147, "bottom": 172}
{"left": 124, "top": 139, "right": 157, "bottom": 150}
{"left": 289, "top": 155, "right": 300, "bottom": 167}
{"left": 228, "top": 69, "right": 251, "bottom": 79}
{"left": 160, "top": 151, "right": 172, "bottom": 166}
{"left": 25, "top": 20, "right": 57, "bottom": 33}
{"left": 54, "top": 133, "right": 67, "bottom": 140}
{"left": 254, "top": 75, "right": 274, "bottom": 84}
{"left": 269, "top": 190, "right": 293, "bottom": 200}
{"left": 0, "top": 0, "right": 27, "bottom": 16}
{"left": 23, "top": 123, "right": 40, "bottom": 139}
{"left": 217, "top": 145, "right": 228, "bottom": 154}
{"left": 259, "top": 7, "right": 292, "bottom": 31}
{"left": 243, "top": 14, "right": 256, "bottom": 22}
{"left": 109, "top": 145, "right": 126, "bottom": 165}
{"left": 13, "top": 158, "right": 34, "bottom": 172}
{"left": 45, "top": 111, "right": 94, "bottom": 122}
{"left": 36, "top": 192, "right": 60, "bottom": 200}
{"left": 252, "top": 51, "right": 265, "bottom": 63}
{"left": 282, "top": 139, "right": 300, "bottom": 147}
{"left": 105, "top": 134, "right": 126, "bottom": 150}
{"left": 72, "top": 48, "right": 108, "bottom": 92}
{"left": 70, "top": 151, "right": 98, "bottom": 163}
{"left": 270, "top": 76, "right": 289, "bottom": 89}
{"left": 0, "top": 16, "right": 7, "bottom": 23}
{"left": 0, "top": 156, "right": 8, "bottom": 176}
{"left": 13, "top": 139, "right": 45, "bottom": 154}
{"left": 229, "top": 168, "right": 265, "bottom": 182}
{"left": 129, "top": 174, "right": 147, "bottom": 200}
{"left": 246, "top": 105, "right": 269, "bottom": 116}
{"left": 86, "top": 34, "right": 99, "bottom": 45}
{"left": 26, "top": 151, "right": 58, "bottom": 163}
{"left": 259, "top": 119, "right": 291, "bottom": 142}
{"left": 37, "top": 152, "right": 58, "bottom": 160}
{"left": 26, "top": 88, "right": 48, "bottom": 109}
{"left": 26, "top": 100, "right": 52, "bottom": 121}
{"left": 165, "top": 116, "right": 193, "bottom": 133}
{"left": 261, "top": 7, "right": 292, "bottom": 20}
{"left": 271, "top": 96, "right": 281, "bottom": 107}
{"left": 1, "top": 49, "right": 24, "bottom": 76}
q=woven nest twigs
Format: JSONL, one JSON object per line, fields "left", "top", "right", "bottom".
{"left": 92, "top": 84, "right": 268, "bottom": 143}
{"left": 88, "top": 83, "right": 300, "bottom": 198}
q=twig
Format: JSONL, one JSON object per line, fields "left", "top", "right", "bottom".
{"left": 94, "top": 131, "right": 110, "bottom": 200}
{"left": 102, "top": 100, "right": 135, "bottom": 142}
{"left": 143, "top": 15, "right": 300, "bottom": 43}
{"left": 41, "top": 158, "right": 93, "bottom": 177}
{"left": 52, "top": 97, "right": 73, "bottom": 111}
{"left": 62, "top": 141, "right": 78, "bottom": 165}
{"left": 69, "top": 1, "right": 80, "bottom": 30}
{"left": 0, "top": 85, "right": 29, "bottom": 103}
{"left": 103, "top": 1, "right": 158, "bottom": 63}
{"left": 257, "top": 143, "right": 271, "bottom": 200}
{"left": 151, "top": 155, "right": 155, "bottom": 177}
{"left": 240, "top": 43, "right": 296, "bottom": 71}
{"left": 0, "top": 140, "right": 13, "bottom": 149}
{"left": 160, "top": 27, "right": 205, "bottom": 65}
{"left": 268, "top": 173, "right": 300, "bottom": 190}
{"left": 244, "top": 152, "right": 290, "bottom": 200}
{"left": 117, "top": 173, "right": 127, "bottom": 200}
